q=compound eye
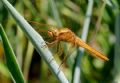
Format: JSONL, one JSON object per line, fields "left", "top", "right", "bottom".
{"left": 48, "top": 31, "right": 53, "bottom": 37}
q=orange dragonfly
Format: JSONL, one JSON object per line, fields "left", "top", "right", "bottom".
{"left": 29, "top": 21, "right": 109, "bottom": 61}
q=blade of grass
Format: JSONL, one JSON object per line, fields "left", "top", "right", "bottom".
{"left": 0, "top": 24, "right": 25, "bottom": 83}
{"left": 113, "top": 12, "right": 120, "bottom": 83}
{"left": 72, "top": 0, "right": 94, "bottom": 83}
{"left": 48, "top": 0, "right": 62, "bottom": 27}
{"left": 103, "top": 0, "right": 116, "bottom": 8}
{"left": 15, "top": 0, "right": 24, "bottom": 68}
{"left": 1, "top": 0, "right": 69, "bottom": 83}
{"left": 90, "top": 2, "right": 106, "bottom": 42}
{"left": 23, "top": 41, "right": 34, "bottom": 82}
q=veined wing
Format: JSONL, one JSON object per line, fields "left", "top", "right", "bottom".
{"left": 28, "top": 21, "right": 58, "bottom": 42}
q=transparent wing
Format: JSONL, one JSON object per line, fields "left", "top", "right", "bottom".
{"left": 28, "top": 21, "right": 56, "bottom": 42}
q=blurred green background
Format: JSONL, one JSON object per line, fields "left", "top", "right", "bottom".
{"left": 0, "top": 0, "right": 119, "bottom": 83}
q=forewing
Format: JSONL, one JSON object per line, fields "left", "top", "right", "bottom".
{"left": 28, "top": 21, "right": 55, "bottom": 42}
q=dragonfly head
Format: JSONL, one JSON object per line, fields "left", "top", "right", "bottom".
{"left": 48, "top": 28, "right": 58, "bottom": 38}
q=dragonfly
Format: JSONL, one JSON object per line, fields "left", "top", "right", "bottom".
{"left": 29, "top": 21, "right": 109, "bottom": 61}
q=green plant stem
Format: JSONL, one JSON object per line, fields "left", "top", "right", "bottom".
{"left": 0, "top": 24, "right": 25, "bottom": 83}
{"left": 73, "top": 0, "right": 94, "bottom": 83}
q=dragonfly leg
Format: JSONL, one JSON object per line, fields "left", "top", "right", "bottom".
{"left": 56, "top": 42, "right": 64, "bottom": 56}
{"left": 59, "top": 44, "right": 76, "bottom": 69}
{"left": 45, "top": 40, "right": 58, "bottom": 47}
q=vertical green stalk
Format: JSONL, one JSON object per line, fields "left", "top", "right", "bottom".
{"left": 23, "top": 42, "right": 34, "bottom": 82}
{"left": 73, "top": 0, "right": 94, "bottom": 83}
{"left": 0, "top": 24, "right": 25, "bottom": 83}
{"left": 113, "top": 12, "right": 120, "bottom": 83}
